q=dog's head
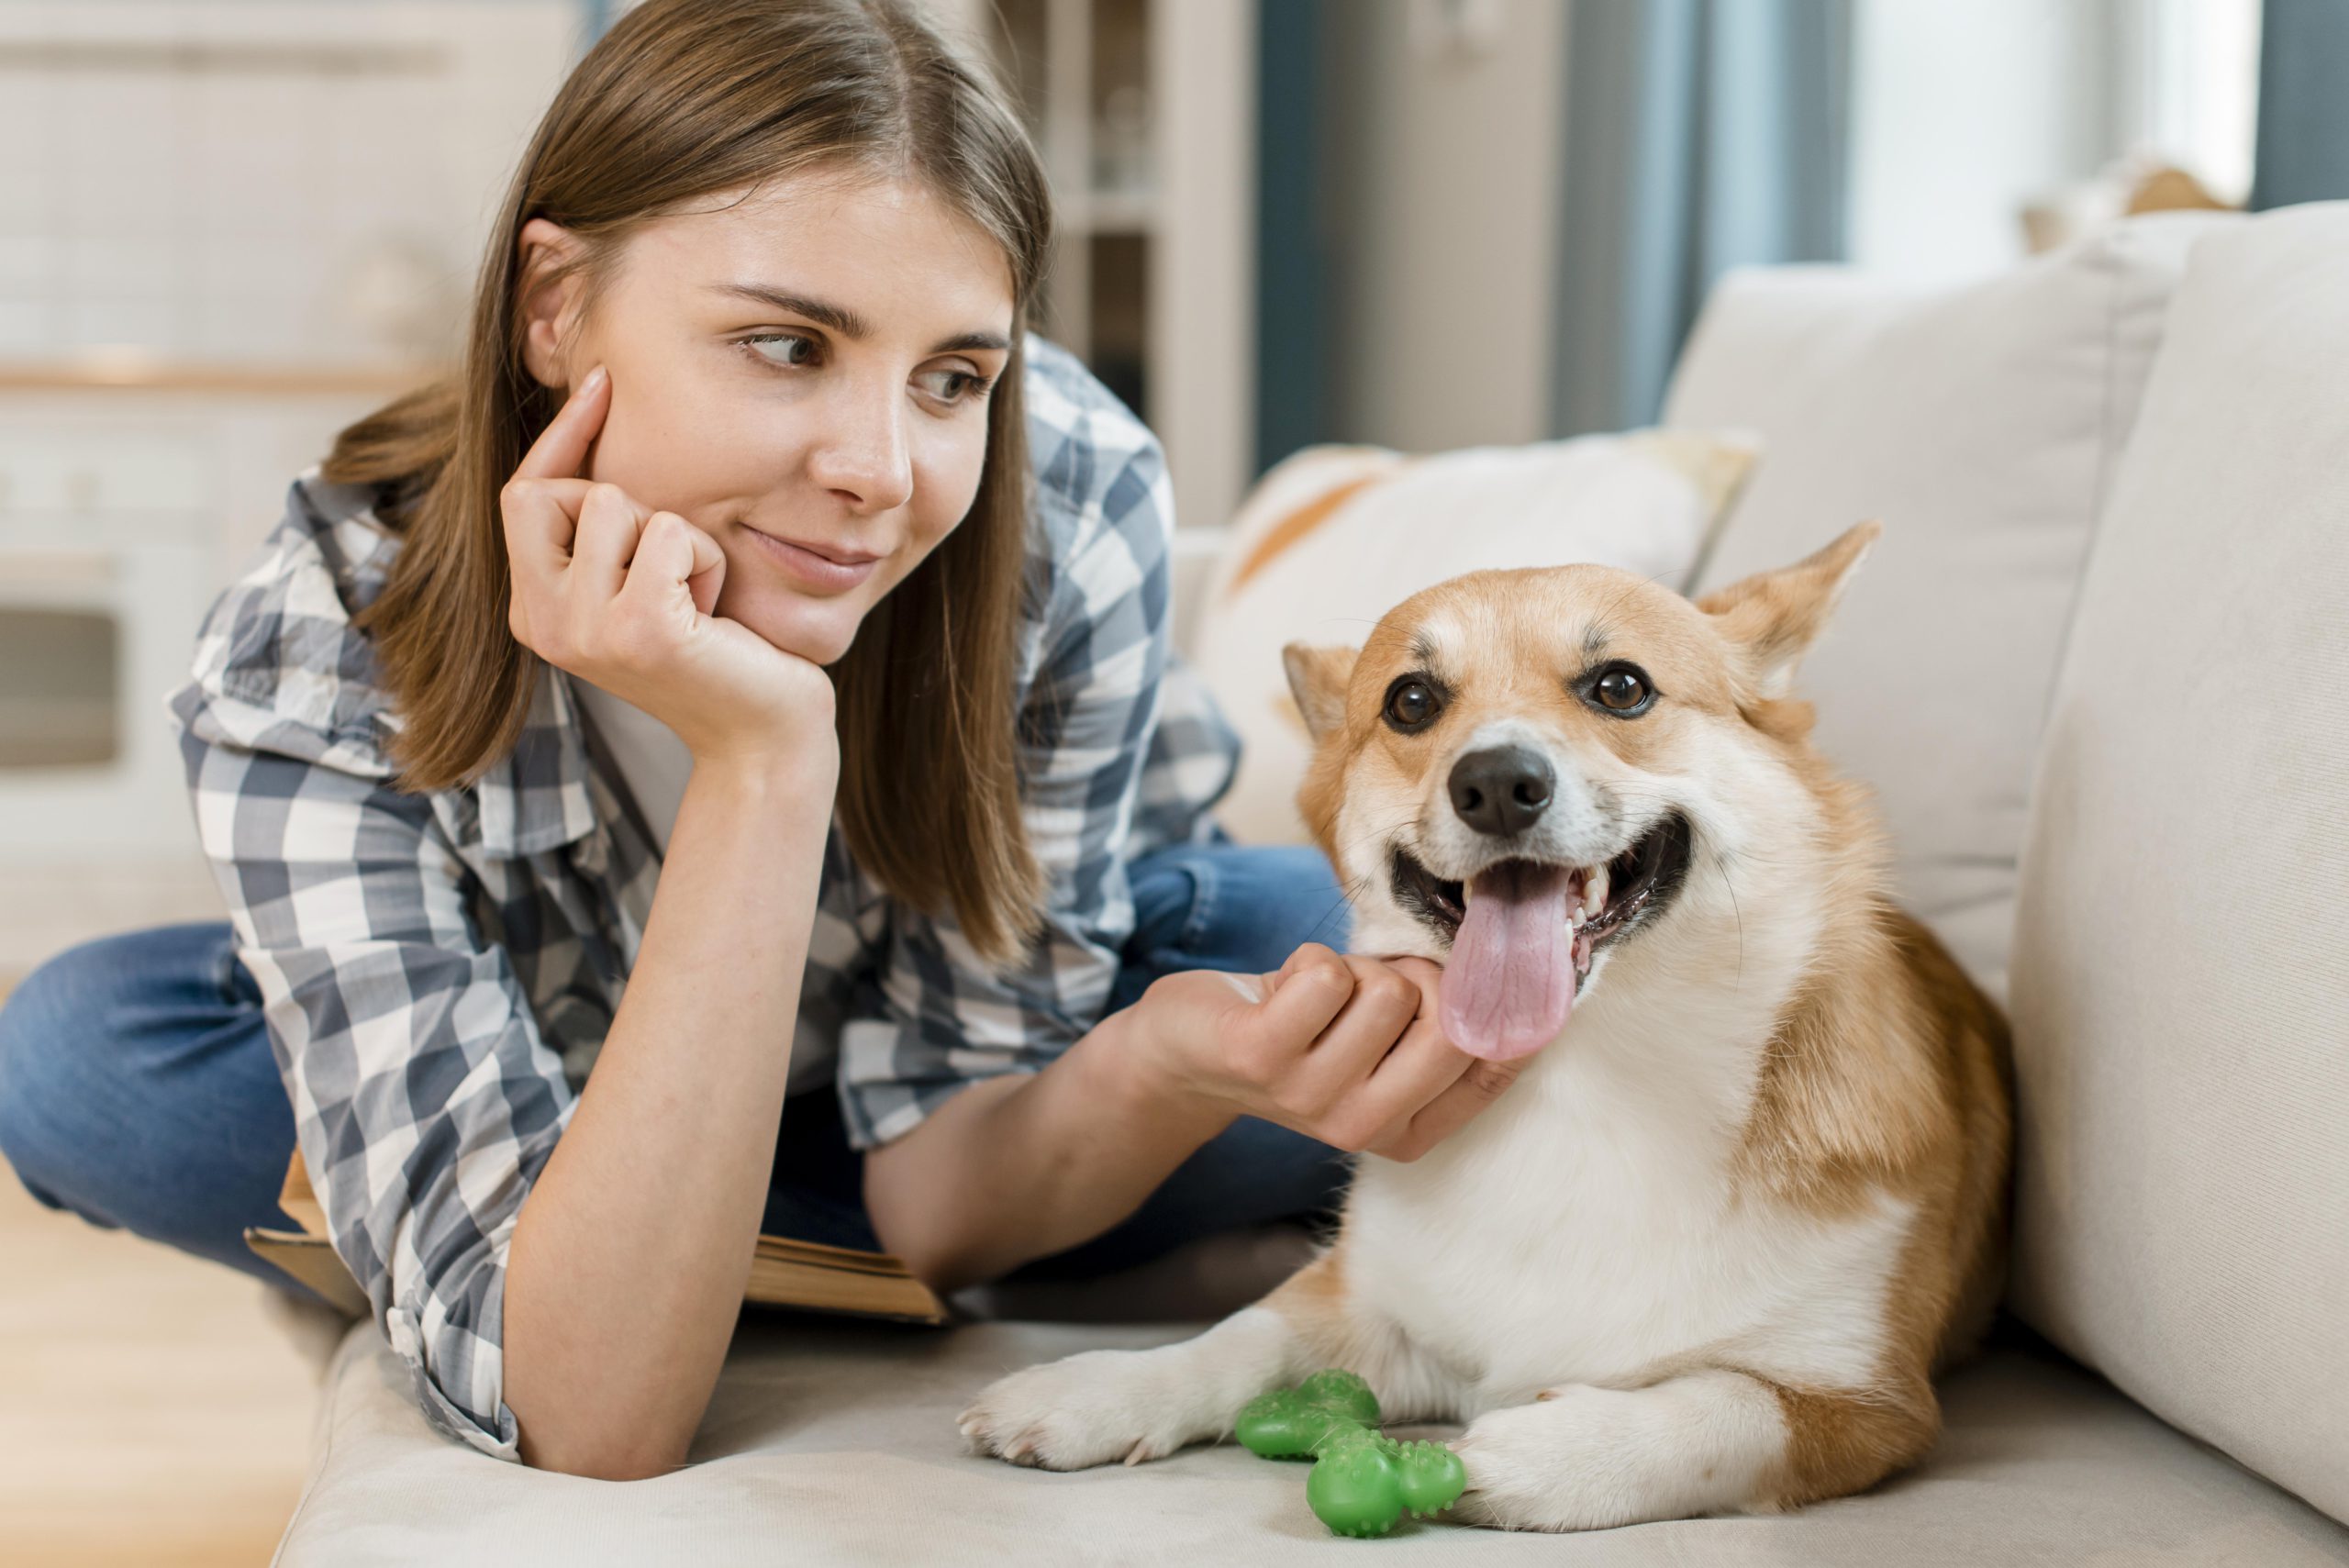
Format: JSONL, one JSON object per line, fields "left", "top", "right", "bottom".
{"left": 1283, "top": 522, "right": 1878, "bottom": 1063}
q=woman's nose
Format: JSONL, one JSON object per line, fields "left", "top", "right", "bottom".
{"left": 807, "top": 377, "right": 915, "bottom": 514}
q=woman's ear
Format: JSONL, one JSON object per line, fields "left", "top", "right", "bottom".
{"left": 515, "top": 217, "right": 589, "bottom": 391}
{"left": 1282, "top": 642, "right": 1358, "bottom": 741}
{"left": 1694, "top": 520, "right": 1879, "bottom": 701}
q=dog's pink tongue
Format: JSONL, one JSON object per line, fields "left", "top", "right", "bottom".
{"left": 1440, "top": 862, "right": 1577, "bottom": 1062}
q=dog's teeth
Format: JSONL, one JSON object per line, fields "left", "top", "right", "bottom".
{"left": 1585, "top": 865, "right": 1609, "bottom": 920}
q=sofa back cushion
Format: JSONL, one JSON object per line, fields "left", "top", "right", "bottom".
{"left": 1191, "top": 432, "right": 1753, "bottom": 845}
{"left": 2006, "top": 201, "right": 2349, "bottom": 1525}
{"left": 1664, "top": 215, "right": 2232, "bottom": 996}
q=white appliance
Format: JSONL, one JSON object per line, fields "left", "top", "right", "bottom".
{"left": 0, "top": 421, "right": 217, "bottom": 859}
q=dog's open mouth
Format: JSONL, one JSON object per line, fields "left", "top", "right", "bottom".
{"left": 1390, "top": 813, "right": 1691, "bottom": 1062}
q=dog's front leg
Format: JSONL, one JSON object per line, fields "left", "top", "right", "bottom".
{"left": 960, "top": 1248, "right": 1431, "bottom": 1471}
{"left": 959, "top": 1301, "right": 1319, "bottom": 1471}
{"left": 1452, "top": 1370, "right": 1817, "bottom": 1530}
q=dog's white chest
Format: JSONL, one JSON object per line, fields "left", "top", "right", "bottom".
{"left": 1343, "top": 1033, "right": 1913, "bottom": 1414}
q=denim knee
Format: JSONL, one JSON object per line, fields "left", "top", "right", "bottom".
{"left": 0, "top": 938, "right": 113, "bottom": 1203}
{"left": 0, "top": 923, "right": 292, "bottom": 1260}
{"left": 1113, "top": 842, "right": 1355, "bottom": 1013}
{"left": 1224, "top": 844, "right": 1353, "bottom": 956}
{"left": 1141, "top": 842, "right": 1351, "bottom": 962}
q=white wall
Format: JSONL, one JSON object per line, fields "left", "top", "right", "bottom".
{"left": 1322, "top": 0, "right": 1567, "bottom": 452}
{"left": 2100, "top": 0, "right": 2262, "bottom": 203}
{"left": 0, "top": 1, "right": 581, "bottom": 365}
{"left": 1846, "top": 0, "right": 2263, "bottom": 286}
{"left": 1845, "top": 0, "right": 2104, "bottom": 285}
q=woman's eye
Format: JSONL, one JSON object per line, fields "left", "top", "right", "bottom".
{"left": 916, "top": 364, "right": 991, "bottom": 404}
{"left": 1384, "top": 677, "right": 1440, "bottom": 730}
{"left": 744, "top": 332, "right": 820, "bottom": 369}
{"left": 1592, "top": 666, "right": 1652, "bottom": 713}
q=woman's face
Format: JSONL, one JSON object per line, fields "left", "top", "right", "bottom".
{"left": 520, "top": 171, "right": 1016, "bottom": 666}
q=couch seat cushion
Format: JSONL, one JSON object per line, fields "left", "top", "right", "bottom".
{"left": 274, "top": 1318, "right": 2349, "bottom": 1566}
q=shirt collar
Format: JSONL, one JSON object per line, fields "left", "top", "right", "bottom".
{"left": 282, "top": 473, "right": 606, "bottom": 860}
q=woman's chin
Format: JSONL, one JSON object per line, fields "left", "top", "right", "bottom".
{"left": 723, "top": 590, "right": 860, "bottom": 667}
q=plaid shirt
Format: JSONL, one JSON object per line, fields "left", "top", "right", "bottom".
{"left": 165, "top": 339, "right": 1238, "bottom": 1459}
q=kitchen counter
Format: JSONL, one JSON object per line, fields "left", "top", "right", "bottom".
{"left": 0, "top": 356, "right": 441, "bottom": 397}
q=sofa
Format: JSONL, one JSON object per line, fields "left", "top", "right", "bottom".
{"left": 266, "top": 202, "right": 2349, "bottom": 1565}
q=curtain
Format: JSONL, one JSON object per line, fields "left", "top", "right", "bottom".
{"left": 1551, "top": 0, "right": 1851, "bottom": 437}
{"left": 2251, "top": 0, "right": 2349, "bottom": 210}
{"left": 1255, "top": 0, "right": 1334, "bottom": 474}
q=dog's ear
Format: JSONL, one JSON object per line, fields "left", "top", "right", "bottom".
{"left": 1695, "top": 521, "right": 1879, "bottom": 701}
{"left": 1281, "top": 642, "right": 1357, "bottom": 741}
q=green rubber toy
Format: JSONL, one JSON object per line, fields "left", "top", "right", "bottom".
{"left": 1233, "top": 1371, "right": 1467, "bottom": 1538}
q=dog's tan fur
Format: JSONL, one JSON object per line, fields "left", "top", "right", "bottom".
{"left": 964, "top": 525, "right": 2013, "bottom": 1528}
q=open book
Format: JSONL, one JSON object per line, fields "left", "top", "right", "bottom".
{"left": 244, "top": 1152, "right": 949, "bottom": 1326}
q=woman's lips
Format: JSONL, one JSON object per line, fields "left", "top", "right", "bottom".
{"left": 740, "top": 524, "right": 882, "bottom": 593}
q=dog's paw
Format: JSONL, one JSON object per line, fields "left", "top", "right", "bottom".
{"left": 1448, "top": 1399, "right": 1593, "bottom": 1532}
{"left": 958, "top": 1349, "right": 1211, "bottom": 1472}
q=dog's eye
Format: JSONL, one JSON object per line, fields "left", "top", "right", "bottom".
{"left": 1590, "top": 665, "right": 1653, "bottom": 714}
{"left": 1383, "top": 677, "right": 1441, "bottom": 732}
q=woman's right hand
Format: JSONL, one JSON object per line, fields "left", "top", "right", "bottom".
{"left": 501, "top": 365, "right": 839, "bottom": 775}
{"left": 1129, "top": 944, "right": 1526, "bottom": 1163}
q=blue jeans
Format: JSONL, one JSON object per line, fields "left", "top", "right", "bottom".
{"left": 0, "top": 841, "right": 1353, "bottom": 1295}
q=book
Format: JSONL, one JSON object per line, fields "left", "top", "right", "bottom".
{"left": 244, "top": 1152, "right": 949, "bottom": 1326}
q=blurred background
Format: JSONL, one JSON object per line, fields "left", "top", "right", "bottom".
{"left": 0, "top": 1, "right": 2342, "bottom": 1562}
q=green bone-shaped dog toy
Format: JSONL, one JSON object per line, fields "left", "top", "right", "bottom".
{"left": 1234, "top": 1370, "right": 1467, "bottom": 1539}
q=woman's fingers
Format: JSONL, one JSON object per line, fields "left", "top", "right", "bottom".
{"left": 501, "top": 477, "right": 594, "bottom": 655}
{"left": 1363, "top": 1006, "right": 1473, "bottom": 1107}
{"left": 1240, "top": 945, "right": 1357, "bottom": 1069}
{"left": 1378, "top": 1056, "right": 1526, "bottom": 1162}
{"left": 617, "top": 512, "right": 727, "bottom": 614}
{"left": 1287, "top": 955, "right": 1427, "bottom": 1112}
{"left": 676, "top": 517, "right": 727, "bottom": 616}
{"left": 570, "top": 483, "right": 648, "bottom": 596}
{"left": 514, "top": 364, "right": 610, "bottom": 482}
{"left": 501, "top": 368, "right": 616, "bottom": 611}
{"left": 686, "top": 539, "right": 725, "bottom": 617}
{"left": 1278, "top": 951, "right": 1518, "bottom": 1156}
{"left": 1347, "top": 955, "right": 1521, "bottom": 1155}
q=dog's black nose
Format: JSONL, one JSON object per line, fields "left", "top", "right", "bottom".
{"left": 1448, "top": 746, "right": 1554, "bottom": 837}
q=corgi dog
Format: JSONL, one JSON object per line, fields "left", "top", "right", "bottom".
{"left": 960, "top": 524, "right": 2012, "bottom": 1530}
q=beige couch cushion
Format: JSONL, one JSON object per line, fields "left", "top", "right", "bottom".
{"left": 2007, "top": 202, "right": 2349, "bottom": 1524}
{"left": 1664, "top": 214, "right": 2233, "bottom": 997}
{"left": 274, "top": 1318, "right": 2349, "bottom": 1565}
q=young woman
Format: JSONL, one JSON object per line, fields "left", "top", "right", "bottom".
{"left": 0, "top": 0, "right": 1519, "bottom": 1481}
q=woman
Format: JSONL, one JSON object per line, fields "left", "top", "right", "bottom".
{"left": 0, "top": 0, "right": 1514, "bottom": 1480}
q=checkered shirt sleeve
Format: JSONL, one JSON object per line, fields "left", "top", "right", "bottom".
{"left": 167, "top": 501, "right": 562, "bottom": 1461}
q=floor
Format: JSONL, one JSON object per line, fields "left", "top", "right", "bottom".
{"left": 0, "top": 885, "right": 322, "bottom": 1567}
{"left": 0, "top": 1151, "right": 321, "bottom": 1565}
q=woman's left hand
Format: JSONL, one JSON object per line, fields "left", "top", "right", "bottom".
{"left": 1124, "top": 944, "right": 1527, "bottom": 1163}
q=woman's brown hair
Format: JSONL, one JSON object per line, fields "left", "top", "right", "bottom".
{"left": 326, "top": 0, "right": 1052, "bottom": 963}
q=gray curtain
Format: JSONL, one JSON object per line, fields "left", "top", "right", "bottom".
{"left": 2251, "top": 0, "right": 2349, "bottom": 210}
{"left": 1551, "top": 0, "right": 1851, "bottom": 437}
{"left": 1255, "top": 0, "right": 1335, "bottom": 475}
